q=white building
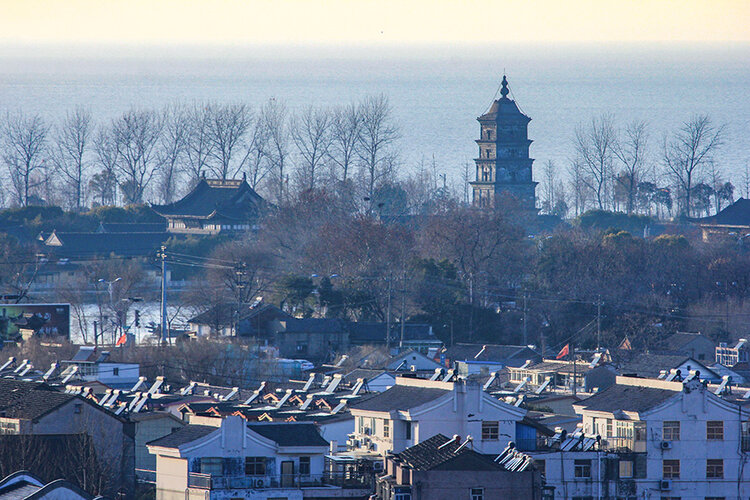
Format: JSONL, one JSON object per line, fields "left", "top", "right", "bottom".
{"left": 347, "top": 375, "right": 529, "bottom": 456}
{"left": 147, "top": 416, "right": 371, "bottom": 500}
{"left": 536, "top": 375, "right": 750, "bottom": 500}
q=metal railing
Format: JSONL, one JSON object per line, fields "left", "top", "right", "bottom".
{"left": 187, "top": 472, "right": 372, "bottom": 490}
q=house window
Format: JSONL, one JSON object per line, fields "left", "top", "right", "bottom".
{"left": 663, "top": 459, "right": 680, "bottom": 478}
{"left": 706, "top": 459, "right": 724, "bottom": 478}
{"left": 707, "top": 421, "right": 724, "bottom": 440}
{"left": 296, "top": 342, "right": 308, "bottom": 354}
{"left": 619, "top": 460, "right": 633, "bottom": 478}
{"left": 299, "top": 456, "right": 311, "bottom": 475}
{"left": 482, "top": 421, "right": 499, "bottom": 441}
{"left": 112, "top": 367, "right": 119, "bottom": 376}
{"left": 705, "top": 497, "right": 725, "bottom": 500}
{"left": 74, "top": 404, "right": 82, "bottom": 414}
{"left": 358, "top": 416, "right": 364, "bottom": 434}
{"left": 245, "top": 457, "right": 266, "bottom": 476}
{"left": 606, "top": 419, "right": 612, "bottom": 438}
{"left": 201, "top": 458, "right": 223, "bottom": 476}
{"left": 663, "top": 421, "right": 680, "bottom": 441}
{"left": 384, "top": 419, "right": 390, "bottom": 438}
{"left": 405, "top": 421, "right": 412, "bottom": 440}
{"left": 471, "top": 488, "right": 484, "bottom": 500}
{"left": 574, "top": 459, "right": 591, "bottom": 478}
{"left": 395, "top": 493, "right": 411, "bottom": 500}
{"left": 534, "top": 459, "right": 545, "bottom": 477}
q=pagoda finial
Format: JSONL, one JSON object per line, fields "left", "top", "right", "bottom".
{"left": 500, "top": 75, "right": 509, "bottom": 99}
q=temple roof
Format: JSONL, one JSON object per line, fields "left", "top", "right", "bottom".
{"left": 151, "top": 178, "right": 266, "bottom": 221}
{"left": 478, "top": 75, "right": 530, "bottom": 122}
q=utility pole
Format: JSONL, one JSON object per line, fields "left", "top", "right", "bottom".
{"left": 159, "top": 245, "right": 168, "bottom": 346}
{"left": 385, "top": 277, "right": 392, "bottom": 351}
{"left": 235, "top": 262, "right": 248, "bottom": 336}
{"left": 596, "top": 295, "right": 602, "bottom": 350}
{"left": 522, "top": 291, "right": 528, "bottom": 346}
{"left": 399, "top": 280, "right": 406, "bottom": 349}
{"left": 572, "top": 343, "right": 577, "bottom": 396}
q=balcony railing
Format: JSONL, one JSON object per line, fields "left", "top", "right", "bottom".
{"left": 602, "top": 437, "right": 646, "bottom": 453}
{"left": 188, "top": 472, "right": 372, "bottom": 490}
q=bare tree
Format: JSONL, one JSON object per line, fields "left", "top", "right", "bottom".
{"left": 242, "top": 118, "right": 271, "bottom": 190}
{"left": 567, "top": 157, "right": 589, "bottom": 216}
{"left": 613, "top": 120, "right": 649, "bottom": 214}
{"left": 574, "top": 114, "right": 616, "bottom": 210}
{"left": 50, "top": 108, "right": 93, "bottom": 211}
{"left": 184, "top": 102, "right": 215, "bottom": 183}
{"left": 291, "top": 106, "right": 333, "bottom": 192}
{"left": 2, "top": 111, "right": 50, "bottom": 206}
{"left": 157, "top": 105, "right": 188, "bottom": 203}
{"left": 111, "top": 109, "right": 164, "bottom": 204}
{"left": 261, "top": 99, "right": 290, "bottom": 204}
{"left": 357, "top": 94, "right": 399, "bottom": 205}
{"left": 663, "top": 114, "right": 725, "bottom": 216}
{"left": 91, "top": 128, "right": 119, "bottom": 206}
{"left": 330, "top": 103, "right": 361, "bottom": 183}
{"left": 741, "top": 163, "right": 750, "bottom": 199}
{"left": 540, "top": 160, "right": 557, "bottom": 214}
{"left": 207, "top": 103, "right": 252, "bottom": 180}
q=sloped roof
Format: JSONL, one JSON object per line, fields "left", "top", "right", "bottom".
{"left": 478, "top": 96, "right": 530, "bottom": 122}
{"left": 349, "top": 383, "right": 449, "bottom": 412}
{"left": 146, "top": 424, "right": 217, "bottom": 448}
{"left": 616, "top": 353, "right": 716, "bottom": 379}
{"left": 444, "top": 343, "right": 542, "bottom": 365}
{"left": 661, "top": 332, "right": 716, "bottom": 352}
{"left": 0, "top": 378, "right": 74, "bottom": 420}
{"left": 98, "top": 222, "right": 165, "bottom": 233}
{"left": 248, "top": 423, "right": 328, "bottom": 447}
{"left": 394, "top": 434, "right": 502, "bottom": 471}
{"left": 279, "top": 318, "right": 346, "bottom": 334}
{"left": 151, "top": 179, "right": 265, "bottom": 221}
{"left": 690, "top": 198, "right": 750, "bottom": 226}
{"left": 347, "top": 322, "right": 435, "bottom": 343}
{"left": 44, "top": 230, "right": 168, "bottom": 258}
{"left": 575, "top": 383, "right": 677, "bottom": 414}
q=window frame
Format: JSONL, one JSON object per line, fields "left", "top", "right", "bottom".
{"left": 662, "top": 459, "right": 680, "bottom": 479}
{"left": 245, "top": 456, "right": 266, "bottom": 476}
{"left": 299, "top": 456, "right": 311, "bottom": 476}
{"left": 481, "top": 421, "right": 499, "bottom": 441}
{"left": 707, "top": 421, "right": 724, "bottom": 441}
{"left": 574, "top": 459, "right": 592, "bottom": 478}
{"left": 662, "top": 421, "right": 680, "bottom": 441}
{"left": 706, "top": 459, "right": 724, "bottom": 479}
{"left": 471, "top": 487, "right": 484, "bottom": 500}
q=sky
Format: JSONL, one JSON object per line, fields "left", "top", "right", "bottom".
{"left": 0, "top": 0, "right": 748, "bottom": 47}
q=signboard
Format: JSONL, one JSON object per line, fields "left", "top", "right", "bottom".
{"left": 0, "top": 303, "right": 70, "bottom": 341}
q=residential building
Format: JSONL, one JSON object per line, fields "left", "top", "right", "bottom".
{"left": 61, "top": 346, "right": 140, "bottom": 389}
{"left": 688, "top": 197, "right": 750, "bottom": 241}
{"left": 441, "top": 343, "right": 543, "bottom": 375}
{"left": 151, "top": 177, "right": 266, "bottom": 235}
{"left": 553, "top": 375, "right": 750, "bottom": 500}
{"left": 615, "top": 352, "right": 722, "bottom": 382}
{"left": 508, "top": 359, "right": 616, "bottom": 394}
{"left": 130, "top": 411, "right": 186, "bottom": 475}
{"left": 347, "top": 322, "right": 442, "bottom": 355}
{"left": 270, "top": 318, "right": 349, "bottom": 361}
{"left": 716, "top": 338, "right": 749, "bottom": 367}
{"left": 376, "top": 434, "right": 542, "bottom": 500}
{"left": 147, "top": 416, "right": 371, "bottom": 499}
{"left": 657, "top": 331, "right": 717, "bottom": 361}
{"left": 348, "top": 376, "right": 530, "bottom": 456}
{"left": 0, "top": 378, "right": 135, "bottom": 496}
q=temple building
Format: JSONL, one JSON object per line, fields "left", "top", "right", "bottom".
{"left": 471, "top": 75, "right": 537, "bottom": 210}
{"left": 151, "top": 177, "right": 266, "bottom": 235}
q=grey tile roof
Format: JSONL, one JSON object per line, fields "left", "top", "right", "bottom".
{"left": 617, "top": 353, "right": 693, "bottom": 378}
{"left": 394, "top": 434, "right": 502, "bottom": 471}
{"left": 151, "top": 179, "right": 265, "bottom": 220}
{"left": 690, "top": 198, "right": 750, "bottom": 226}
{"left": 45, "top": 231, "right": 169, "bottom": 258}
{"left": 0, "top": 379, "right": 74, "bottom": 420}
{"left": 660, "top": 332, "right": 715, "bottom": 352}
{"left": 146, "top": 424, "right": 217, "bottom": 449}
{"left": 349, "top": 384, "right": 449, "bottom": 412}
{"left": 445, "top": 343, "right": 542, "bottom": 365}
{"left": 575, "top": 384, "right": 677, "bottom": 414}
{"left": 248, "top": 423, "right": 328, "bottom": 447}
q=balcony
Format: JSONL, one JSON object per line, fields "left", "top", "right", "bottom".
{"left": 187, "top": 472, "right": 372, "bottom": 490}
{"left": 603, "top": 437, "right": 646, "bottom": 453}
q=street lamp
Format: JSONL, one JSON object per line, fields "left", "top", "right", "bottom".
{"left": 98, "top": 278, "right": 122, "bottom": 344}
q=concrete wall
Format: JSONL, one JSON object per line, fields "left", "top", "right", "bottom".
{"left": 411, "top": 469, "right": 541, "bottom": 500}
{"left": 135, "top": 414, "right": 185, "bottom": 471}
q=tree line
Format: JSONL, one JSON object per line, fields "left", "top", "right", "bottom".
{"left": 539, "top": 114, "right": 739, "bottom": 219}
{"left": 0, "top": 95, "right": 424, "bottom": 213}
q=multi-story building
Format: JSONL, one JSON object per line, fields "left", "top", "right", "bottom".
{"left": 147, "top": 416, "right": 371, "bottom": 500}
{"left": 536, "top": 375, "right": 750, "bottom": 499}
{"left": 347, "top": 375, "right": 532, "bottom": 456}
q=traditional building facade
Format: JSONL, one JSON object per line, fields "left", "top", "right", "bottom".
{"left": 471, "top": 75, "right": 536, "bottom": 210}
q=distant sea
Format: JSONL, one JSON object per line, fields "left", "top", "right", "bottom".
{"left": 1, "top": 43, "right": 748, "bottom": 191}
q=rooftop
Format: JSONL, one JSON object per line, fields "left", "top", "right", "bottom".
{"left": 690, "top": 198, "right": 750, "bottom": 227}
{"left": 0, "top": 379, "right": 76, "bottom": 421}
{"left": 574, "top": 382, "right": 678, "bottom": 415}
{"left": 248, "top": 423, "right": 328, "bottom": 447}
{"left": 393, "top": 434, "right": 503, "bottom": 471}
{"left": 146, "top": 424, "right": 217, "bottom": 449}
{"left": 151, "top": 178, "right": 265, "bottom": 221}
{"left": 349, "top": 382, "right": 450, "bottom": 412}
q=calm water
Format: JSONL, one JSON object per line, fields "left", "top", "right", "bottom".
{"left": 1, "top": 43, "right": 749, "bottom": 189}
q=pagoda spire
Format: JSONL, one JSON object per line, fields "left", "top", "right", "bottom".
{"left": 500, "top": 75, "right": 509, "bottom": 99}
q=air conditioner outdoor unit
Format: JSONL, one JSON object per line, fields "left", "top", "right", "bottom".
{"left": 373, "top": 461, "right": 384, "bottom": 472}
{"left": 660, "top": 441, "right": 672, "bottom": 450}
{"left": 659, "top": 479, "right": 672, "bottom": 490}
{"left": 364, "top": 427, "right": 372, "bottom": 435}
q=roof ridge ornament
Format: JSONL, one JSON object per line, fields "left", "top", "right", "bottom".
{"left": 500, "top": 75, "right": 510, "bottom": 99}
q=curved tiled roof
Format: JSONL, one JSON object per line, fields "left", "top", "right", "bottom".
{"left": 151, "top": 179, "right": 265, "bottom": 221}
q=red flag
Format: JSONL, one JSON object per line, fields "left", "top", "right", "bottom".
{"left": 116, "top": 333, "right": 127, "bottom": 346}
{"left": 556, "top": 343, "right": 570, "bottom": 359}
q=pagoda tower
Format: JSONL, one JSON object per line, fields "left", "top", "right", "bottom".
{"left": 471, "top": 75, "right": 536, "bottom": 210}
